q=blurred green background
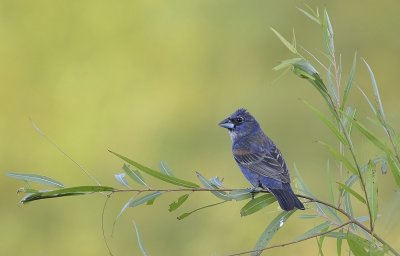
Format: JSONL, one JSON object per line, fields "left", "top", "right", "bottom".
{"left": 1, "top": 0, "right": 400, "bottom": 255}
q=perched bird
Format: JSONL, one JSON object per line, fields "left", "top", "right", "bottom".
{"left": 219, "top": 108, "right": 304, "bottom": 211}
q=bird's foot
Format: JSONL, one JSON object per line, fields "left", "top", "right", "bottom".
{"left": 247, "top": 187, "right": 260, "bottom": 200}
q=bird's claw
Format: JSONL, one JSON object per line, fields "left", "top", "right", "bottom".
{"left": 247, "top": 187, "right": 259, "bottom": 200}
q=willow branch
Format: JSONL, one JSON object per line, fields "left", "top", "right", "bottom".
{"left": 110, "top": 187, "right": 399, "bottom": 256}
{"left": 225, "top": 221, "right": 352, "bottom": 256}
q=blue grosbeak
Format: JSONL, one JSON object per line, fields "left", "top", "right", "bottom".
{"left": 219, "top": 108, "right": 304, "bottom": 211}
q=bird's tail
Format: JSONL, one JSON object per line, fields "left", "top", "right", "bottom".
{"left": 269, "top": 187, "right": 305, "bottom": 211}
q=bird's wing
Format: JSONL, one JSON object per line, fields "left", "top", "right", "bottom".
{"left": 233, "top": 145, "right": 290, "bottom": 183}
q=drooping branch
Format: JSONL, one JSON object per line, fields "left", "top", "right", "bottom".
{"left": 110, "top": 187, "right": 399, "bottom": 256}
{"left": 225, "top": 221, "right": 352, "bottom": 256}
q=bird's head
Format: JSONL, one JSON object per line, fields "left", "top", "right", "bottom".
{"left": 218, "top": 108, "right": 260, "bottom": 140}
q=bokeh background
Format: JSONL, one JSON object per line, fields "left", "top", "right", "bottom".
{"left": 1, "top": 0, "right": 400, "bottom": 255}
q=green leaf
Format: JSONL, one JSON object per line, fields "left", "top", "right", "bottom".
{"left": 351, "top": 120, "right": 390, "bottom": 154}
{"left": 347, "top": 233, "right": 368, "bottom": 256}
{"left": 270, "top": 27, "right": 297, "bottom": 54}
{"left": 341, "top": 106, "right": 356, "bottom": 136}
{"left": 109, "top": 150, "right": 199, "bottom": 188}
{"left": 6, "top": 172, "right": 64, "bottom": 188}
{"left": 358, "top": 87, "right": 377, "bottom": 115}
{"left": 273, "top": 58, "right": 303, "bottom": 71}
{"left": 169, "top": 194, "right": 189, "bottom": 212}
{"left": 341, "top": 51, "right": 357, "bottom": 110}
{"left": 196, "top": 172, "right": 231, "bottom": 201}
{"left": 133, "top": 221, "right": 149, "bottom": 256}
{"left": 365, "top": 161, "right": 378, "bottom": 224}
{"left": 326, "top": 160, "right": 335, "bottom": 204}
{"left": 252, "top": 210, "right": 295, "bottom": 256}
{"left": 323, "top": 231, "right": 346, "bottom": 239}
{"left": 363, "top": 59, "right": 386, "bottom": 121}
{"left": 318, "top": 141, "right": 358, "bottom": 175}
{"left": 303, "top": 100, "right": 348, "bottom": 146}
{"left": 298, "top": 214, "right": 319, "bottom": 219}
{"left": 228, "top": 189, "right": 252, "bottom": 201}
{"left": 343, "top": 193, "right": 357, "bottom": 231}
{"left": 17, "top": 187, "right": 39, "bottom": 194}
{"left": 296, "top": 221, "right": 331, "bottom": 241}
{"left": 177, "top": 201, "right": 226, "bottom": 220}
{"left": 209, "top": 176, "right": 224, "bottom": 188}
{"left": 297, "top": 7, "right": 320, "bottom": 24}
{"left": 128, "top": 192, "right": 163, "bottom": 208}
{"left": 122, "top": 164, "right": 148, "bottom": 187}
{"left": 114, "top": 173, "right": 131, "bottom": 188}
{"left": 337, "top": 229, "right": 343, "bottom": 256}
{"left": 240, "top": 194, "right": 276, "bottom": 217}
{"left": 386, "top": 154, "right": 400, "bottom": 187}
{"left": 20, "top": 186, "right": 114, "bottom": 203}
{"left": 116, "top": 192, "right": 163, "bottom": 221}
{"left": 159, "top": 161, "right": 175, "bottom": 176}
{"left": 322, "top": 9, "right": 334, "bottom": 56}
{"left": 337, "top": 182, "right": 366, "bottom": 204}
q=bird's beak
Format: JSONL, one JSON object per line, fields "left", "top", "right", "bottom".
{"left": 218, "top": 118, "right": 235, "bottom": 129}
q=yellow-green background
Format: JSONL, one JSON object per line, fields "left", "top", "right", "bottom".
{"left": 1, "top": 1, "right": 400, "bottom": 255}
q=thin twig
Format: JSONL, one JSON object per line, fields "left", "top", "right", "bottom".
{"left": 102, "top": 194, "right": 114, "bottom": 256}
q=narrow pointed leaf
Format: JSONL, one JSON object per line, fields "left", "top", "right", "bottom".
{"left": 297, "top": 7, "right": 320, "bottom": 24}
{"left": 337, "top": 230, "right": 343, "bottom": 256}
{"left": 228, "top": 189, "right": 252, "bottom": 201}
{"left": 326, "top": 160, "right": 335, "bottom": 204}
{"left": 114, "top": 173, "right": 131, "bottom": 188}
{"left": 109, "top": 150, "right": 199, "bottom": 188}
{"left": 273, "top": 58, "right": 302, "bottom": 71}
{"left": 240, "top": 194, "right": 276, "bottom": 217}
{"left": 196, "top": 172, "right": 231, "bottom": 201}
{"left": 21, "top": 186, "right": 114, "bottom": 203}
{"left": 159, "top": 161, "right": 175, "bottom": 176}
{"left": 347, "top": 233, "right": 368, "bottom": 256}
{"left": 177, "top": 201, "right": 226, "bottom": 220}
{"left": 296, "top": 221, "right": 331, "bottom": 241}
{"left": 363, "top": 59, "right": 385, "bottom": 121}
{"left": 355, "top": 216, "right": 369, "bottom": 223}
{"left": 133, "top": 221, "right": 149, "bottom": 256}
{"left": 17, "top": 187, "right": 39, "bottom": 194}
{"left": 351, "top": 120, "right": 390, "bottom": 153}
{"left": 358, "top": 87, "right": 377, "bottom": 115}
{"left": 6, "top": 172, "right": 64, "bottom": 188}
{"left": 365, "top": 161, "right": 378, "bottom": 224}
{"left": 251, "top": 210, "right": 295, "bottom": 256}
{"left": 115, "top": 192, "right": 163, "bottom": 221}
{"left": 344, "top": 193, "right": 357, "bottom": 231}
{"left": 322, "top": 9, "right": 334, "bottom": 56}
{"left": 298, "top": 214, "right": 319, "bottom": 219}
{"left": 303, "top": 101, "right": 348, "bottom": 146}
{"left": 341, "top": 106, "right": 356, "bottom": 136}
{"left": 169, "top": 194, "right": 190, "bottom": 212}
{"left": 386, "top": 154, "right": 400, "bottom": 187}
{"left": 209, "top": 176, "right": 224, "bottom": 188}
{"left": 341, "top": 51, "right": 357, "bottom": 109}
{"left": 318, "top": 141, "right": 358, "bottom": 175}
{"left": 270, "top": 27, "right": 297, "bottom": 54}
{"left": 122, "top": 164, "right": 147, "bottom": 187}
{"left": 337, "top": 182, "right": 366, "bottom": 204}
{"left": 128, "top": 192, "right": 163, "bottom": 209}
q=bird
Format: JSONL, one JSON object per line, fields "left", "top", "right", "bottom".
{"left": 219, "top": 108, "right": 304, "bottom": 211}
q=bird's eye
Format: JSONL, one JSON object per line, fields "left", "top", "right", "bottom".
{"left": 235, "top": 117, "right": 244, "bottom": 123}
